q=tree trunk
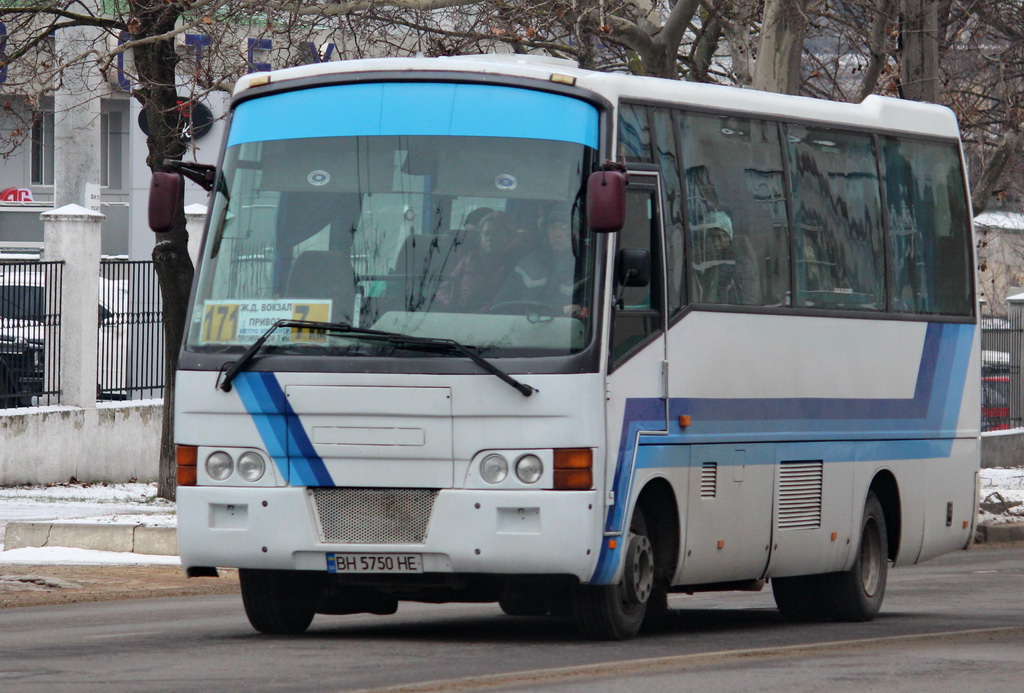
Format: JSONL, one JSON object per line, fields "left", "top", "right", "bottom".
{"left": 753, "top": 0, "right": 809, "bottom": 95}
{"left": 129, "top": 2, "right": 192, "bottom": 501}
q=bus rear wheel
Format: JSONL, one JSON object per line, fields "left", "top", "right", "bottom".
{"left": 239, "top": 569, "right": 321, "bottom": 634}
{"left": 572, "top": 508, "right": 653, "bottom": 640}
{"left": 771, "top": 574, "right": 831, "bottom": 622}
{"left": 772, "top": 491, "right": 889, "bottom": 623}
{"left": 825, "top": 491, "right": 888, "bottom": 621}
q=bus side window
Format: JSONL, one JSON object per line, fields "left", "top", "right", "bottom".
{"left": 680, "top": 113, "right": 789, "bottom": 307}
{"left": 618, "top": 104, "right": 653, "bottom": 163}
{"left": 611, "top": 188, "right": 663, "bottom": 366}
{"left": 787, "top": 125, "right": 884, "bottom": 311}
{"left": 881, "top": 138, "right": 973, "bottom": 316}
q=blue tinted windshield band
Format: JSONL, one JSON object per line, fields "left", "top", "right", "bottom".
{"left": 227, "top": 82, "right": 599, "bottom": 148}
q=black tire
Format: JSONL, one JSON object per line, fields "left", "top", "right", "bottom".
{"left": 772, "top": 573, "right": 831, "bottom": 622}
{"left": 572, "top": 508, "right": 653, "bottom": 640}
{"left": 826, "top": 491, "right": 889, "bottom": 621}
{"left": 239, "top": 569, "right": 321, "bottom": 634}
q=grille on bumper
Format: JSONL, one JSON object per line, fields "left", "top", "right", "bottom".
{"left": 311, "top": 488, "right": 439, "bottom": 544}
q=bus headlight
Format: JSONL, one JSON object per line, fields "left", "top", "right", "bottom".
{"left": 480, "top": 454, "right": 508, "bottom": 484}
{"left": 206, "top": 451, "right": 234, "bottom": 481}
{"left": 515, "top": 454, "right": 543, "bottom": 484}
{"left": 237, "top": 452, "right": 266, "bottom": 482}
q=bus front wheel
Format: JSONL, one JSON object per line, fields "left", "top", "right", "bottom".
{"left": 572, "top": 508, "right": 653, "bottom": 640}
{"left": 239, "top": 568, "right": 321, "bottom": 634}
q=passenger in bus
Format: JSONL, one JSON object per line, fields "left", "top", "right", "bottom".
{"left": 692, "top": 212, "right": 740, "bottom": 303}
{"left": 691, "top": 211, "right": 759, "bottom": 305}
{"left": 497, "top": 208, "right": 584, "bottom": 317}
{"left": 461, "top": 206, "right": 494, "bottom": 232}
{"left": 435, "top": 211, "right": 521, "bottom": 312}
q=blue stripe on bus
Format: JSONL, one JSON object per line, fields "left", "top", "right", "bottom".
{"left": 232, "top": 373, "right": 289, "bottom": 472}
{"left": 226, "top": 82, "right": 599, "bottom": 148}
{"left": 590, "top": 321, "right": 975, "bottom": 584}
{"left": 233, "top": 372, "right": 333, "bottom": 486}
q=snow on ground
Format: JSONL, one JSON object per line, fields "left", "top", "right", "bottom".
{"left": 0, "top": 480, "right": 169, "bottom": 504}
{"left": 0, "top": 482, "right": 175, "bottom": 526}
{"left": 979, "top": 466, "right": 1024, "bottom": 525}
{"left": 0, "top": 547, "right": 180, "bottom": 566}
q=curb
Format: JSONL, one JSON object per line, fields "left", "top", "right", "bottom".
{"left": 2, "top": 522, "right": 177, "bottom": 556}
{"left": 975, "top": 522, "right": 1024, "bottom": 544}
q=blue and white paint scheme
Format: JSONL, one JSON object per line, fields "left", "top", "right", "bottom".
{"left": 173, "top": 55, "right": 979, "bottom": 636}
{"left": 593, "top": 314, "right": 978, "bottom": 585}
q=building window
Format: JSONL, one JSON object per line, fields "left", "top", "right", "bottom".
{"left": 30, "top": 111, "right": 54, "bottom": 186}
{"left": 31, "top": 105, "right": 126, "bottom": 189}
{"left": 101, "top": 110, "right": 125, "bottom": 189}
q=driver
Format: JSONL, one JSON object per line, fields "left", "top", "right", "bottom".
{"left": 497, "top": 208, "right": 582, "bottom": 316}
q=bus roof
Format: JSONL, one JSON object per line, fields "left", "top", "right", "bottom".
{"left": 233, "top": 54, "right": 962, "bottom": 140}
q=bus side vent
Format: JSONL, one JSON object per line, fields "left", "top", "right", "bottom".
{"left": 778, "top": 461, "right": 823, "bottom": 530}
{"left": 311, "top": 488, "right": 439, "bottom": 544}
{"left": 700, "top": 462, "right": 718, "bottom": 498}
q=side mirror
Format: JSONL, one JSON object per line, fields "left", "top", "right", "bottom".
{"left": 149, "top": 172, "right": 184, "bottom": 233}
{"left": 617, "top": 248, "right": 651, "bottom": 287}
{"left": 587, "top": 169, "right": 627, "bottom": 233}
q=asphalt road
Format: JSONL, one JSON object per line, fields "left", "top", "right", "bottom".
{"left": 0, "top": 546, "right": 1021, "bottom": 692}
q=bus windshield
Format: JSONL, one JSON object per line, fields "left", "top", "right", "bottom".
{"left": 187, "top": 83, "right": 599, "bottom": 359}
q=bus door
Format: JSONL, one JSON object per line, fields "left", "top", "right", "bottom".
{"left": 602, "top": 174, "right": 668, "bottom": 543}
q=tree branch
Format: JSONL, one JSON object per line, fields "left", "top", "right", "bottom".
{"left": 855, "top": 0, "right": 895, "bottom": 102}
{"left": 972, "top": 126, "right": 1024, "bottom": 216}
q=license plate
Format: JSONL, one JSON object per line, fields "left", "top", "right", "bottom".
{"left": 326, "top": 553, "right": 423, "bottom": 574}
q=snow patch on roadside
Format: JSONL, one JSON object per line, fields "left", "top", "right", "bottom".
{"left": 979, "top": 466, "right": 1024, "bottom": 524}
{"left": 0, "top": 482, "right": 170, "bottom": 506}
{"left": 0, "top": 546, "right": 180, "bottom": 566}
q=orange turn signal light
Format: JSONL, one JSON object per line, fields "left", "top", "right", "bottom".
{"left": 553, "top": 448, "right": 592, "bottom": 490}
{"left": 177, "top": 466, "right": 198, "bottom": 486}
{"left": 176, "top": 445, "right": 198, "bottom": 487}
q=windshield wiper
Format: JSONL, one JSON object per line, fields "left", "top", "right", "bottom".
{"left": 217, "top": 319, "right": 536, "bottom": 397}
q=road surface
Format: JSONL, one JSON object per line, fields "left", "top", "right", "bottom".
{"left": 0, "top": 546, "right": 1021, "bottom": 692}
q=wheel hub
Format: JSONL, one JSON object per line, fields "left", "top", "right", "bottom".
{"left": 623, "top": 533, "right": 654, "bottom": 605}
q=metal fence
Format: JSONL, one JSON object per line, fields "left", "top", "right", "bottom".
{"left": 981, "top": 312, "right": 1023, "bottom": 432}
{"left": 99, "top": 259, "right": 165, "bottom": 401}
{"left": 0, "top": 260, "right": 63, "bottom": 408}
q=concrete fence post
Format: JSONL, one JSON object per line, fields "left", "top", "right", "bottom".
{"left": 41, "top": 204, "right": 103, "bottom": 408}
{"left": 185, "top": 204, "right": 208, "bottom": 266}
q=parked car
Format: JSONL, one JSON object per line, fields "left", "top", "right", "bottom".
{"left": 0, "top": 268, "right": 127, "bottom": 407}
{"left": 982, "top": 375, "right": 1012, "bottom": 432}
{"left": 0, "top": 333, "right": 44, "bottom": 407}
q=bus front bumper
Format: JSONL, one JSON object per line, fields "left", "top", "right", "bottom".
{"left": 177, "top": 486, "right": 602, "bottom": 581}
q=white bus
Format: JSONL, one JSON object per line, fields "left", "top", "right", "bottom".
{"left": 155, "top": 54, "right": 980, "bottom": 639}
